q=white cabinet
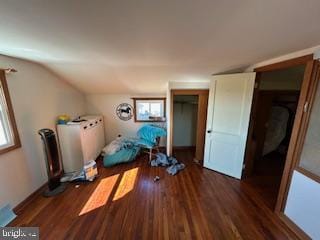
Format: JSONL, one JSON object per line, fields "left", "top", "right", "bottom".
{"left": 57, "top": 115, "right": 105, "bottom": 173}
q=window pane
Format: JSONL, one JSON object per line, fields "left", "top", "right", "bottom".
{"left": 0, "top": 118, "right": 7, "bottom": 146}
{"left": 299, "top": 80, "right": 320, "bottom": 176}
{"left": 135, "top": 99, "right": 165, "bottom": 121}
{"left": 150, "top": 103, "right": 162, "bottom": 117}
{"left": 0, "top": 83, "right": 14, "bottom": 149}
{"left": 137, "top": 102, "right": 150, "bottom": 120}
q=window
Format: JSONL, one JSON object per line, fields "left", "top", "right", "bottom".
{"left": 0, "top": 70, "right": 20, "bottom": 154}
{"left": 298, "top": 68, "right": 320, "bottom": 177}
{"left": 133, "top": 98, "right": 166, "bottom": 122}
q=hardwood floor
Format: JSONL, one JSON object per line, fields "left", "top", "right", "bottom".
{"left": 242, "top": 151, "right": 286, "bottom": 210}
{"left": 10, "top": 150, "right": 298, "bottom": 240}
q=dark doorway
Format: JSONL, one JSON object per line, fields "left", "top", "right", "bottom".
{"left": 244, "top": 65, "right": 306, "bottom": 209}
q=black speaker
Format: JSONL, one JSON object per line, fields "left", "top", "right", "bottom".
{"left": 38, "top": 129, "right": 66, "bottom": 196}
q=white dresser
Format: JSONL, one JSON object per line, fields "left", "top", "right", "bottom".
{"left": 57, "top": 115, "right": 105, "bottom": 173}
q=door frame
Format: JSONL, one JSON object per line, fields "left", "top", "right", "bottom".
{"left": 243, "top": 54, "right": 315, "bottom": 217}
{"left": 170, "top": 89, "right": 209, "bottom": 163}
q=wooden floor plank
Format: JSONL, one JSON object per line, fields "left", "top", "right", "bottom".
{"left": 10, "top": 150, "right": 299, "bottom": 240}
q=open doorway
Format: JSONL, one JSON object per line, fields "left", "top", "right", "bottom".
{"left": 244, "top": 65, "right": 306, "bottom": 210}
{"left": 173, "top": 95, "right": 198, "bottom": 158}
{"left": 171, "top": 90, "right": 209, "bottom": 164}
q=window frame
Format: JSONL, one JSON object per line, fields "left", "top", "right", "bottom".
{"left": 132, "top": 97, "right": 166, "bottom": 122}
{"left": 0, "top": 70, "right": 21, "bottom": 154}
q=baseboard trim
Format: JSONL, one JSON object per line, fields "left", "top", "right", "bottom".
{"left": 158, "top": 146, "right": 166, "bottom": 152}
{"left": 13, "top": 182, "right": 47, "bottom": 215}
{"left": 173, "top": 146, "right": 196, "bottom": 151}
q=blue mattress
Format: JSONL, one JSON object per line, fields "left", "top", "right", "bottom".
{"left": 103, "top": 145, "right": 140, "bottom": 167}
{"left": 103, "top": 124, "right": 166, "bottom": 167}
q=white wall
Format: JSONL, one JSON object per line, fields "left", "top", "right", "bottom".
{"left": 173, "top": 95, "right": 199, "bottom": 147}
{"left": 173, "top": 101, "right": 198, "bottom": 147}
{"left": 285, "top": 171, "right": 320, "bottom": 240}
{"left": 85, "top": 94, "right": 166, "bottom": 146}
{"left": 0, "top": 55, "right": 85, "bottom": 208}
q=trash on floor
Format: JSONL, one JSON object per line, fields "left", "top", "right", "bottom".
{"left": 153, "top": 176, "right": 160, "bottom": 182}
{"left": 150, "top": 153, "right": 185, "bottom": 175}
{"left": 61, "top": 160, "right": 98, "bottom": 183}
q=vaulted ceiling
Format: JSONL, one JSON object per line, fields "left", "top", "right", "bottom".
{"left": 1, "top": 0, "right": 320, "bottom": 94}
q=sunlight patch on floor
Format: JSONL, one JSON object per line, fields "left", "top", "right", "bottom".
{"left": 79, "top": 174, "right": 119, "bottom": 216}
{"left": 113, "top": 167, "right": 139, "bottom": 201}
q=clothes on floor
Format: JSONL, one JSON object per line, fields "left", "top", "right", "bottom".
{"left": 150, "top": 153, "right": 174, "bottom": 166}
{"left": 166, "top": 164, "right": 185, "bottom": 176}
{"left": 150, "top": 152, "right": 185, "bottom": 175}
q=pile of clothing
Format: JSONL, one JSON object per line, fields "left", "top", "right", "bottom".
{"left": 150, "top": 153, "right": 185, "bottom": 175}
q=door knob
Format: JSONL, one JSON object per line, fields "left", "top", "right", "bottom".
{"left": 207, "top": 130, "right": 212, "bottom": 133}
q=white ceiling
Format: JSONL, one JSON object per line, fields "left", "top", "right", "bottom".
{"left": 1, "top": 0, "right": 320, "bottom": 94}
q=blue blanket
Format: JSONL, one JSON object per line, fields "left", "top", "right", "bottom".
{"left": 137, "top": 125, "right": 166, "bottom": 145}
{"left": 103, "top": 124, "right": 166, "bottom": 167}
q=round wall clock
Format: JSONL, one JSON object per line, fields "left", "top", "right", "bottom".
{"left": 116, "top": 103, "right": 133, "bottom": 121}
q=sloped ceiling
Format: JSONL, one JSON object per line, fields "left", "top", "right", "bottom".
{"left": 1, "top": 0, "right": 320, "bottom": 94}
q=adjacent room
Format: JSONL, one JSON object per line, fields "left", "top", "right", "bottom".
{"left": 173, "top": 95, "right": 199, "bottom": 156}
{"left": 244, "top": 65, "right": 306, "bottom": 210}
{"left": 171, "top": 90, "right": 208, "bottom": 165}
{"left": 1, "top": 1, "right": 320, "bottom": 239}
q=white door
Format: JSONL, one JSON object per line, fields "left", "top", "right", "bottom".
{"left": 204, "top": 73, "right": 256, "bottom": 179}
